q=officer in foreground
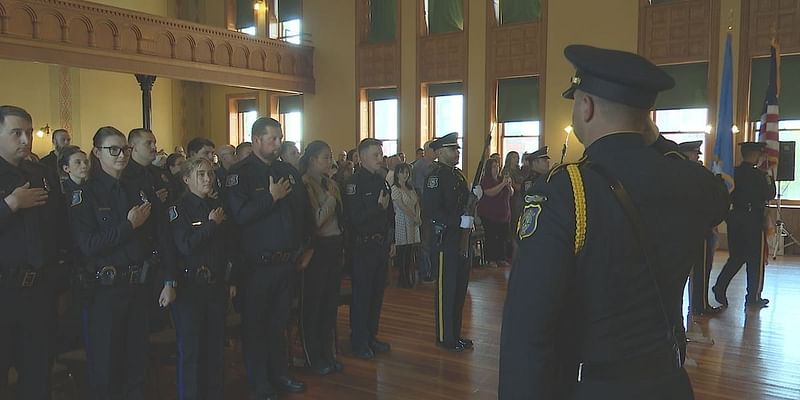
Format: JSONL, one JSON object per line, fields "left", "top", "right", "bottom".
{"left": 423, "top": 132, "right": 476, "bottom": 352}
{"left": 224, "top": 117, "right": 310, "bottom": 399}
{"left": 713, "top": 142, "right": 776, "bottom": 309}
{"left": 499, "top": 45, "right": 729, "bottom": 399}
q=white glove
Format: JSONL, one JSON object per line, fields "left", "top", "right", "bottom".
{"left": 460, "top": 215, "right": 474, "bottom": 229}
{"left": 472, "top": 185, "right": 483, "bottom": 200}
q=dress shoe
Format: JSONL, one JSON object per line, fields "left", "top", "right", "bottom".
{"left": 745, "top": 298, "right": 770, "bottom": 308}
{"left": 330, "top": 359, "right": 344, "bottom": 372}
{"left": 436, "top": 341, "right": 466, "bottom": 352}
{"left": 712, "top": 286, "right": 728, "bottom": 307}
{"left": 273, "top": 376, "right": 306, "bottom": 393}
{"left": 370, "top": 339, "right": 391, "bottom": 353}
{"left": 702, "top": 306, "right": 723, "bottom": 315}
{"left": 458, "top": 337, "right": 474, "bottom": 349}
{"left": 309, "top": 363, "right": 334, "bottom": 376}
{"left": 352, "top": 347, "right": 375, "bottom": 359}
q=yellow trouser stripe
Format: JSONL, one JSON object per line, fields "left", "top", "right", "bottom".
{"left": 438, "top": 252, "right": 444, "bottom": 342}
{"left": 759, "top": 233, "right": 766, "bottom": 293}
{"left": 566, "top": 164, "right": 587, "bottom": 254}
{"left": 702, "top": 240, "right": 708, "bottom": 309}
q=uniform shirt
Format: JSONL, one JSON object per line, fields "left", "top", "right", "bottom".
{"left": 0, "top": 156, "right": 63, "bottom": 270}
{"left": 69, "top": 169, "right": 175, "bottom": 279}
{"left": 123, "top": 159, "right": 168, "bottom": 205}
{"left": 344, "top": 167, "right": 392, "bottom": 237}
{"left": 423, "top": 161, "right": 468, "bottom": 235}
{"left": 223, "top": 154, "right": 312, "bottom": 262}
{"left": 169, "top": 192, "right": 237, "bottom": 283}
{"left": 39, "top": 150, "right": 58, "bottom": 176}
{"left": 499, "top": 133, "right": 730, "bottom": 398}
{"left": 521, "top": 171, "right": 542, "bottom": 195}
{"left": 731, "top": 162, "right": 776, "bottom": 213}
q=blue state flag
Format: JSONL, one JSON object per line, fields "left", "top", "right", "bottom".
{"left": 712, "top": 32, "right": 735, "bottom": 192}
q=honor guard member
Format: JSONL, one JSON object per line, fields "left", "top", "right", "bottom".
{"left": 499, "top": 45, "right": 730, "bottom": 400}
{"left": 677, "top": 141, "right": 722, "bottom": 315}
{"left": 713, "top": 142, "right": 776, "bottom": 309}
{"left": 169, "top": 157, "right": 238, "bottom": 400}
{"left": 70, "top": 126, "right": 178, "bottom": 400}
{"left": 521, "top": 146, "right": 551, "bottom": 194}
{"left": 344, "top": 138, "right": 393, "bottom": 359}
{"left": 0, "top": 105, "right": 65, "bottom": 399}
{"left": 224, "top": 117, "right": 310, "bottom": 399}
{"left": 423, "top": 132, "right": 478, "bottom": 352}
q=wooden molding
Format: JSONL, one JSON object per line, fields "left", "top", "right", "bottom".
{"left": 639, "top": 0, "right": 712, "bottom": 65}
{"left": 0, "top": 0, "right": 314, "bottom": 92}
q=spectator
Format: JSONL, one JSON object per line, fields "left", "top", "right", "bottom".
{"left": 477, "top": 158, "right": 513, "bottom": 268}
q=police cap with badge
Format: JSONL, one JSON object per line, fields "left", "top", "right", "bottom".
{"left": 523, "top": 146, "right": 550, "bottom": 163}
{"left": 430, "top": 132, "right": 460, "bottom": 151}
{"left": 739, "top": 141, "right": 767, "bottom": 155}
{"left": 678, "top": 140, "right": 703, "bottom": 155}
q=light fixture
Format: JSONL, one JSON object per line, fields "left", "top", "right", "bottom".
{"left": 704, "top": 124, "right": 713, "bottom": 134}
{"left": 731, "top": 125, "right": 740, "bottom": 134}
{"left": 564, "top": 125, "right": 574, "bottom": 134}
{"left": 253, "top": 0, "right": 264, "bottom": 11}
{"left": 36, "top": 123, "right": 51, "bottom": 138}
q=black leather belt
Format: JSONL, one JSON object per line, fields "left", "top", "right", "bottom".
{"left": 575, "top": 347, "right": 682, "bottom": 382}
{"left": 95, "top": 264, "right": 148, "bottom": 286}
{"left": 183, "top": 265, "right": 218, "bottom": 284}
{"left": 259, "top": 251, "right": 297, "bottom": 266}
{"left": 0, "top": 266, "right": 40, "bottom": 288}
{"left": 356, "top": 233, "right": 385, "bottom": 244}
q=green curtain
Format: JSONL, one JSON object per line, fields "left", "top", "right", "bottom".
{"left": 654, "top": 62, "right": 709, "bottom": 110}
{"left": 279, "top": 95, "right": 303, "bottom": 113}
{"left": 428, "top": 0, "right": 464, "bottom": 34}
{"left": 751, "top": 55, "right": 800, "bottom": 121}
{"left": 428, "top": 82, "right": 463, "bottom": 97}
{"left": 500, "top": 0, "right": 541, "bottom": 25}
{"left": 236, "top": 0, "right": 254, "bottom": 29}
{"left": 497, "top": 77, "right": 540, "bottom": 122}
{"left": 237, "top": 99, "right": 258, "bottom": 113}
{"left": 367, "top": 88, "right": 398, "bottom": 101}
{"left": 369, "top": 0, "right": 397, "bottom": 43}
{"left": 278, "top": 0, "right": 301, "bottom": 22}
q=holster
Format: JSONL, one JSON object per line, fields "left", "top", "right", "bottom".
{"left": 432, "top": 220, "right": 447, "bottom": 247}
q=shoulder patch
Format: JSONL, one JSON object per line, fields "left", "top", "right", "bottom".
{"left": 427, "top": 176, "right": 439, "bottom": 189}
{"left": 168, "top": 205, "right": 178, "bottom": 222}
{"left": 518, "top": 203, "right": 542, "bottom": 240}
{"left": 524, "top": 194, "right": 548, "bottom": 204}
{"left": 345, "top": 184, "right": 357, "bottom": 195}
{"left": 226, "top": 174, "right": 239, "bottom": 187}
{"left": 71, "top": 190, "right": 82, "bottom": 207}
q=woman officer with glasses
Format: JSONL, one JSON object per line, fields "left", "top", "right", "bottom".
{"left": 69, "top": 126, "right": 177, "bottom": 400}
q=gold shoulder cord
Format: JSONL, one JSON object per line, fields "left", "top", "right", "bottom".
{"left": 566, "top": 164, "right": 587, "bottom": 254}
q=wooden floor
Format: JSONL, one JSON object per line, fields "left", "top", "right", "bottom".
{"left": 57, "top": 251, "right": 800, "bottom": 399}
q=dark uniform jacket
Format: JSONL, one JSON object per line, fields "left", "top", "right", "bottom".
{"left": 730, "top": 162, "right": 776, "bottom": 216}
{"left": 0, "top": 157, "right": 64, "bottom": 271}
{"left": 68, "top": 169, "right": 175, "bottom": 280}
{"left": 344, "top": 168, "right": 392, "bottom": 238}
{"left": 422, "top": 161, "right": 467, "bottom": 242}
{"left": 223, "top": 154, "right": 312, "bottom": 263}
{"left": 499, "top": 133, "right": 730, "bottom": 398}
{"left": 169, "top": 192, "right": 237, "bottom": 285}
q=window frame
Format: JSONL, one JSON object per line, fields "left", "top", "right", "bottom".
{"left": 499, "top": 120, "right": 541, "bottom": 162}
{"left": 368, "top": 97, "right": 400, "bottom": 157}
{"left": 227, "top": 93, "right": 260, "bottom": 145}
{"left": 428, "top": 93, "right": 465, "bottom": 167}
{"left": 652, "top": 107, "right": 710, "bottom": 165}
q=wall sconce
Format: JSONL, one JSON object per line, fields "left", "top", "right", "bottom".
{"left": 731, "top": 125, "right": 740, "bottom": 134}
{"left": 704, "top": 125, "right": 713, "bottom": 134}
{"left": 253, "top": 0, "right": 265, "bottom": 11}
{"left": 35, "top": 124, "right": 51, "bottom": 138}
{"left": 564, "top": 125, "right": 573, "bottom": 134}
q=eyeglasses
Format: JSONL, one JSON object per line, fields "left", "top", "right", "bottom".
{"left": 97, "top": 146, "right": 133, "bottom": 157}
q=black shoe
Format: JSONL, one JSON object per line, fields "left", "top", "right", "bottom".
{"left": 370, "top": 339, "right": 391, "bottom": 353}
{"left": 712, "top": 286, "right": 728, "bottom": 307}
{"left": 745, "top": 298, "right": 770, "bottom": 308}
{"left": 309, "top": 363, "right": 334, "bottom": 376}
{"left": 458, "top": 337, "right": 474, "bottom": 349}
{"left": 273, "top": 376, "right": 306, "bottom": 393}
{"left": 701, "top": 306, "right": 723, "bottom": 315}
{"left": 436, "top": 341, "right": 466, "bottom": 352}
{"left": 330, "top": 359, "right": 344, "bottom": 372}
{"left": 352, "top": 347, "right": 374, "bottom": 359}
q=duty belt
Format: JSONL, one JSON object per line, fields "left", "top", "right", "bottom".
{"left": 356, "top": 233, "right": 385, "bottom": 244}
{"left": 95, "top": 264, "right": 148, "bottom": 286}
{"left": 0, "top": 266, "right": 40, "bottom": 288}
{"left": 259, "top": 251, "right": 298, "bottom": 266}
{"left": 183, "top": 265, "right": 217, "bottom": 284}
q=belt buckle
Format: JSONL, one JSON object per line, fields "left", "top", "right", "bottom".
{"left": 99, "top": 266, "right": 117, "bottom": 285}
{"left": 21, "top": 271, "right": 37, "bottom": 287}
{"left": 128, "top": 265, "right": 141, "bottom": 284}
{"left": 198, "top": 265, "right": 214, "bottom": 284}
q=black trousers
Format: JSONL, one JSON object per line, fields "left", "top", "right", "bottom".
{"left": 395, "top": 244, "right": 417, "bottom": 288}
{"left": 349, "top": 239, "right": 389, "bottom": 351}
{"left": 482, "top": 219, "right": 509, "bottom": 263}
{"left": 171, "top": 284, "right": 227, "bottom": 400}
{"left": 689, "top": 231, "right": 715, "bottom": 314}
{"left": 715, "top": 210, "right": 766, "bottom": 302}
{"left": 0, "top": 280, "right": 56, "bottom": 400}
{"left": 241, "top": 263, "right": 292, "bottom": 397}
{"left": 84, "top": 285, "right": 150, "bottom": 400}
{"left": 566, "top": 368, "right": 694, "bottom": 400}
{"left": 301, "top": 236, "right": 343, "bottom": 367}
{"left": 433, "top": 235, "right": 470, "bottom": 345}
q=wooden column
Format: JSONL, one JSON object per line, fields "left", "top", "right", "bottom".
{"left": 135, "top": 74, "right": 157, "bottom": 130}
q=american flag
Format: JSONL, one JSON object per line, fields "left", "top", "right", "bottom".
{"left": 757, "top": 39, "right": 780, "bottom": 171}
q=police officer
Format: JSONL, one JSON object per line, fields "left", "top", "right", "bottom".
{"left": 58, "top": 145, "right": 89, "bottom": 194}
{"left": 713, "top": 142, "right": 776, "bottom": 309}
{"left": 188, "top": 137, "right": 226, "bottom": 197}
{"left": 344, "top": 138, "right": 393, "bottom": 359}
{"left": 126, "top": 128, "right": 170, "bottom": 205}
{"left": 70, "top": 126, "right": 177, "bottom": 399}
{"left": 224, "top": 117, "right": 309, "bottom": 399}
{"left": 423, "top": 132, "right": 477, "bottom": 352}
{"left": 0, "top": 105, "right": 65, "bottom": 399}
{"left": 499, "top": 45, "right": 729, "bottom": 399}
{"left": 40, "top": 128, "right": 71, "bottom": 175}
{"left": 520, "top": 146, "right": 551, "bottom": 194}
{"left": 677, "top": 141, "right": 722, "bottom": 315}
{"left": 169, "top": 157, "right": 237, "bottom": 400}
